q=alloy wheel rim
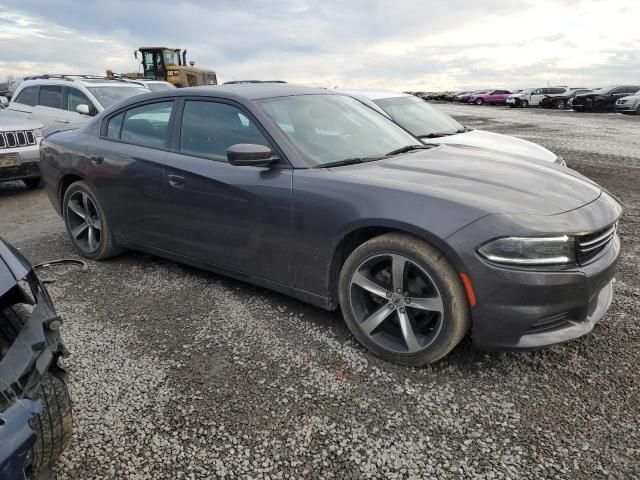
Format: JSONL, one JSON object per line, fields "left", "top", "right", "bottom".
{"left": 67, "top": 191, "right": 102, "bottom": 253}
{"left": 557, "top": 101, "right": 565, "bottom": 109}
{"left": 349, "top": 254, "right": 444, "bottom": 354}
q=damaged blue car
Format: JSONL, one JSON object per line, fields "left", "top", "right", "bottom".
{"left": 0, "top": 238, "right": 72, "bottom": 479}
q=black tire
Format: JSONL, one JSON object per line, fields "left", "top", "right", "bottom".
{"left": 338, "top": 233, "right": 470, "bottom": 366}
{"left": 23, "top": 177, "right": 43, "bottom": 189}
{"left": 0, "top": 305, "right": 73, "bottom": 475}
{"left": 521, "top": 99, "right": 529, "bottom": 108}
{"left": 62, "top": 180, "right": 122, "bottom": 260}
{"left": 554, "top": 100, "right": 566, "bottom": 109}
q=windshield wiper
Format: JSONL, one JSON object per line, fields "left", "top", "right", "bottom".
{"left": 385, "top": 145, "right": 432, "bottom": 156}
{"left": 314, "top": 157, "right": 382, "bottom": 169}
{"left": 419, "top": 133, "right": 454, "bottom": 139}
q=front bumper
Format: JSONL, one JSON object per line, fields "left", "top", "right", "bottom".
{"left": 446, "top": 191, "right": 622, "bottom": 351}
{"left": 615, "top": 103, "right": 637, "bottom": 112}
{"left": 0, "top": 145, "right": 41, "bottom": 182}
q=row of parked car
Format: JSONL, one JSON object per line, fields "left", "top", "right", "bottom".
{"left": 407, "top": 85, "right": 640, "bottom": 114}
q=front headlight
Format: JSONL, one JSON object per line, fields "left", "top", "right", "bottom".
{"left": 33, "top": 128, "right": 43, "bottom": 138}
{"left": 477, "top": 235, "right": 576, "bottom": 265}
{"left": 554, "top": 155, "right": 566, "bottom": 166}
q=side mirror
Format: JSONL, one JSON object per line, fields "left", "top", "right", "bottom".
{"left": 0, "top": 96, "right": 8, "bottom": 107}
{"left": 76, "top": 104, "right": 90, "bottom": 115}
{"left": 227, "top": 144, "right": 277, "bottom": 167}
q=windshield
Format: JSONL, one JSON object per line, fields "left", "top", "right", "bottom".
{"left": 88, "top": 86, "right": 150, "bottom": 109}
{"left": 374, "top": 96, "right": 464, "bottom": 138}
{"left": 259, "top": 94, "right": 419, "bottom": 166}
{"left": 163, "top": 50, "right": 180, "bottom": 66}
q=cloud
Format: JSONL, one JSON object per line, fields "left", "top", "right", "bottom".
{"left": 1, "top": 0, "right": 639, "bottom": 90}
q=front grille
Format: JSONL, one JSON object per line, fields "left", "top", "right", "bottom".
{"left": 577, "top": 223, "right": 617, "bottom": 264}
{"left": 0, "top": 130, "right": 38, "bottom": 149}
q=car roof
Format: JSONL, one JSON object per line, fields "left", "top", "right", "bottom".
{"left": 336, "top": 90, "right": 411, "bottom": 101}
{"left": 133, "top": 84, "right": 339, "bottom": 102}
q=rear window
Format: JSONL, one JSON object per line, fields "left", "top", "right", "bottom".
{"left": 39, "top": 86, "right": 64, "bottom": 109}
{"left": 14, "top": 86, "right": 39, "bottom": 106}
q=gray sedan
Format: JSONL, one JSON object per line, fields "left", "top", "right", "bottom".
{"left": 39, "top": 85, "right": 621, "bottom": 366}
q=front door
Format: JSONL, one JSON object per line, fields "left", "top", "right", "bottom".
{"left": 85, "top": 100, "right": 176, "bottom": 249}
{"left": 164, "top": 99, "right": 293, "bottom": 285}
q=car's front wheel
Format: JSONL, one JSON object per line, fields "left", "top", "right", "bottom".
{"left": 63, "top": 181, "right": 122, "bottom": 260}
{"left": 474, "top": 98, "right": 484, "bottom": 105}
{"left": 338, "top": 233, "right": 470, "bottom": 366}
{"left": 521, "top": 99, "right": 529, "bottom": 108}
{"left": 554, "top": 99, "right": 566, "bottom": 109}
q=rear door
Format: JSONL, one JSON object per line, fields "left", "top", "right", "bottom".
{"left": 163, "top": 98, "right": 294, "bottom": 284}
{"left": 85, "top": 100, "right": 176, "bottom": 249}
{"left": 33, "top": 85, "right": 70, "bottom": 127}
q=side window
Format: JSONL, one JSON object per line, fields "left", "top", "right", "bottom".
{"left": 68, "top": 88, "right": 94, "bottom": 114}
{"left": 179, "top": 101, "right": 269, "bottom": 162}
{"left": 120, "top": 102, "right": 173, "bottom": 149}
{"left": 14, "top": 86, "right": 39, "bottom": 106}
{"left": 106, "top": 112, "right": 124, "bottom": 139}
{"left": 39, "top": 86, "right": 64, "bottom": 109}
{"left": 532, "top": 89, "right": 543, "bottom": 95}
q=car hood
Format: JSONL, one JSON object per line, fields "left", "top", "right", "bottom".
{"left": 619, "top": 94, "right": 640, "bottom": 102}
{"left": 331, "top": 145, "right": 601, "bottom": 216}
{"left": 0, "top": 110, "right": 43, "bottom": 131}
{"left": 422, "top": 130, "right": 558, "bottom": 163}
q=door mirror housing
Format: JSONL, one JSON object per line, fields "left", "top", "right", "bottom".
{"left": 0, "top": 96, "right": 8, "bottom": 107}
{"left": 227, "top": 144, "right": 277, "bottom": 167}
{"left": 76, "top": 104, "right": 91, "bottom": 115}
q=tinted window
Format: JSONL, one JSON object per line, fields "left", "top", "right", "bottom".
{"left": 15, "top": 86, "right": 39, "bottom": 106}
{"left": 179, "top": 101, "right": 269, "bottom": 161}
{"left": 68, "top": 88, "right": 94, "bottom": 113}
{"left": 120, "top": 102, "right": 173, "bottom": 148}
{"left": 106, "top": 112, "right": 124, "bottom": 139}
{"left": 39, "top": 86, "right": 64, "bottom": 109}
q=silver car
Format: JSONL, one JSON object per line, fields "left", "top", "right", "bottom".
{"left": 0, "top": 107, "right": 44, "bottom": 188}
{"left": 340, "top": 90, "right": 565, "bottom": 165}
{"left": 4, "top": 75, "right": 150, "bottom": 128}
{"left": 615, "top": 90, "right": 640, "bottom": 115}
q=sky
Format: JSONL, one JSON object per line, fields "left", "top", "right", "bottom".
{"left": 1, "top": 0, "right": 639, "bottom": 91}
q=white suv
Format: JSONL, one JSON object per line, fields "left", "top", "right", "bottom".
{"left": 506, "top": 87, "right": 571, "bottom": 108}
{"left": 4, "top": 75, "right": 150, "bottom": 128}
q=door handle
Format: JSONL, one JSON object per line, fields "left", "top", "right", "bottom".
{"left": 89, "top": 155, "right": 104, "bottom": 165}
{"left": 167, "top": 174, "right": 185, "bottom": 188}
{"left": 55, "top": 119, "right": 70, "bottom": 124}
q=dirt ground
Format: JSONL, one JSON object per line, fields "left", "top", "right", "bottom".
{"left": 0, "top": 104, "right": 638, "bottom": 479}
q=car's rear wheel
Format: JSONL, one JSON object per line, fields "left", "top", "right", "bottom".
{"left": 23, "top": 177, "right": 43, "bottom": 190}
{"left": 475, "top": 98, "right": 484, "bottom": 105}
{"left": 338, "top": 233, "right": 469, "bottom": 366}
{"left": 0, "top": 305, "right": 73, "bottom": 476}
{"left": 63, "top": 181, "right": 122, "bottom": 260}
{"left": 554, "top": 100, "right": 566, "bottom": 109}
{"left": 521, "top": 99, "right": 529, "bottom": 108}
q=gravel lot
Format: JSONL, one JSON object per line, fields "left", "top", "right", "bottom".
{"left": 1, "top": 104, "right": 638, "bottom": 479}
